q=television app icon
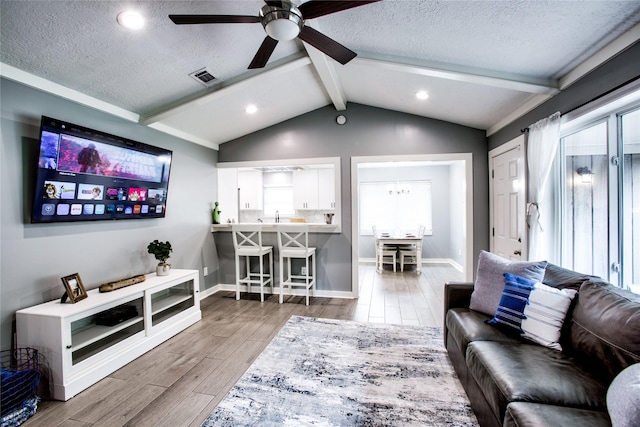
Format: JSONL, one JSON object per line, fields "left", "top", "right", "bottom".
{"left": 57, "top": 204, "right": 70, "bottom": 215}
{"left": 83, "top": 205, "right": 95, "bottom": 215}
{"left": 95, "top": 204, "right": 105, "bottom": 215}
{"left": 133, "top": 205, "right": 141, "bottom": 214}
{"left": 141, "top": 205, "right": 149, "bottom": 214}
{"left": 124, "top": 206, "right": 133, "bottom": 214}
{"left": 42, "top": 204, "right": 55, "bottom": 216}
{"left": 106, "top": 205, "right": 115, "bottom": 214}
{"left": 116, "top": 205, "right": 125, "bottom": 213}
{"left": 70, "top": 204, "right": 82, "bottom": 215}
{"left": 155, "top": 205, "right": 163, "bottom": 214}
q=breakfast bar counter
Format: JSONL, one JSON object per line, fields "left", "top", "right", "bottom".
{"left": 210, "top": 223, "right": 341, "bottom": 233}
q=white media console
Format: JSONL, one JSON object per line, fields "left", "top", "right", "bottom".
{"left": 16, "top": 269, "right": 201, "bottom": 401}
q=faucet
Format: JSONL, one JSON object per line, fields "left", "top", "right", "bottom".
{"left": 275, "top": 211, "right": 280, "bottom": 223}
{"left": 257, "top": 218, "right": 263, "bottom": 223}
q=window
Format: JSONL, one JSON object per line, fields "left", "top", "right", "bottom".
{"left": 263, "top": 171, "right": 294, "bottom": 216}
{"left": 359, "top": 180, "right": 433, "bottom": 235}
{"left": 621, "top": 108, "right": 640, "bottom": 294}
{"left": 559, "top": 86, "right": 640, "bottom": 293}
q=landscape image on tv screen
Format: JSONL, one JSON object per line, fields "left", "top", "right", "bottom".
{"left": 31, "top": 116, "right": 172, "bottom": 223}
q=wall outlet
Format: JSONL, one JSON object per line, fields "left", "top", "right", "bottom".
{"left": 203, "top": 267, "right": 208, "bottom": 276}
{"left": 300, "top": 266, "right": 307, "bottom": 275}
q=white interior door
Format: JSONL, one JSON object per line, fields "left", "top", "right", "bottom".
{"left": 490, "top": 136, "right": 526, "bottom": 260}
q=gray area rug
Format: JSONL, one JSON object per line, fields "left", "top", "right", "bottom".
{"left": 202, "top": 316, "right": 478, "bottom": 426}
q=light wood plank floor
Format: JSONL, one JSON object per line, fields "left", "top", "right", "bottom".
{"left": 24, "top": 263, "right": 462, "bottom": 427}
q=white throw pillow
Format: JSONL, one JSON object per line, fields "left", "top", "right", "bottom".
{"left": 520, "top": 282, "right": 577, "bottom": 350}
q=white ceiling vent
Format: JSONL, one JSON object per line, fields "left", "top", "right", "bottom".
{"left": 189, "top": 68, "right": 218, "bottom": 87}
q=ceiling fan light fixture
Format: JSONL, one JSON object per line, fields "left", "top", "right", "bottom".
{"left": 260, "top": 4, "right": 302, "bottom": 41}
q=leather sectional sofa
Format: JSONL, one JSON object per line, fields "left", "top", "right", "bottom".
{"left": 444, "top": 262, "right": 640, "bottom": 427}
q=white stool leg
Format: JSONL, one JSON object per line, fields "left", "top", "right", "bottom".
{"left": 312, "top": 252, "right": 316, "bottom": 299}
{"left": 268, "top": 250, "right": 273, "bottom": 294}
{"left": 259, "top": 253, "right": 264, "bottom": 302}
{"left": 279, "top": 254, "right": 284, "bottom": 304}
{"left": 235, "top": 254, "right": 241, "bottom": 300}
{"left": 305, "top": 255, "right": 310, "bottom": 306}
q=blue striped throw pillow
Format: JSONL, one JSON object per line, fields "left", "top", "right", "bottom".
{"left": 521, "top": 282, "right": 577, "bottom": 350}
{"left": 486, "top": 272, "right": 535, "bottom": 330}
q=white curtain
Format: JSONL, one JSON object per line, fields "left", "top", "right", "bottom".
{"left": 527, "top": 111, "right": 561, "bottom": 261}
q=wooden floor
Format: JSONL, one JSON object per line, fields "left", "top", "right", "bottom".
{"left": 24, "top": 263, "right": 463, "bottom": 427}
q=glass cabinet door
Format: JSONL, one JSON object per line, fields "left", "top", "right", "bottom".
{"left": 70, "top": 297, "right": 144, "bottom": 365}
{"left": 150, "top": 279, "right": 195, "bottom": 326}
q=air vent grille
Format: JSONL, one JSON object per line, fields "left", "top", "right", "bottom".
{"left": 189, "top": 68, "right": 218, "bottom": 87}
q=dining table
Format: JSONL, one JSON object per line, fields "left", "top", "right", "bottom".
{"left": 377, "top": 232, "right": 424, "bottom": 274}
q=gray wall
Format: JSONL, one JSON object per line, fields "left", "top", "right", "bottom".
{"left": 489, "top": 42, "right": 640, "bottom": 149}
{"left": 218, "top": 103, "right": 489, "bottom": 292}
{"left": 1, "top": 78, "right": 219, "bottom": 349}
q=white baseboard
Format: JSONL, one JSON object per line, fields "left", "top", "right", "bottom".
{"left": 200, "top": 283, "right": 356, "bottom": 300}
{"left": 359, "top": 257, "right": 463, "bottom": 271}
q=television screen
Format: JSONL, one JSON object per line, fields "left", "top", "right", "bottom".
{"left": 31, "top": 116, "right": 172, "bottom": 223}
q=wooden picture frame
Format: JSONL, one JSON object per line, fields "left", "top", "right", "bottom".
{"left": 61, "top": 273, "right": 88, "bottom": 303}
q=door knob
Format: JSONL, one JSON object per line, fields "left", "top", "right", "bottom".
{"left": 514, "top": 250, "right": 522, "bottom": 256}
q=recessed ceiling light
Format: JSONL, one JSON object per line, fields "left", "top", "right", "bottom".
{"left": 245, "top": 104, "right": 258, "bottom": 114}
{"left": 117, "top": 10, "right": 145, "bottom": 30}
{"left": 415, "top": 91, "right": 429, "bottom": 100}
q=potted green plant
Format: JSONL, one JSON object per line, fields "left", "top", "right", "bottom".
{"left": 147, "top": 240, "right": 172, "bottom": 276}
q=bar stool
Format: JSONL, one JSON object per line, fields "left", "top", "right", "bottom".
{"left": 232, "top": 224, "right": 273, "bottom": 302}
{"left": 277, "top": 225, "right": 316, "bottom": 305}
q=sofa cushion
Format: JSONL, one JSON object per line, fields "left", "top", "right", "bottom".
{"left": 568, "top": 280, "right": 640, "bottom": 382}
{"left": 504, "top": 402, "right": 611, "bottom": 427}
{"left": 466, "top": 341, "right": 608, "bottom": 421}
{"left": 542, "top": 263, "right": 597, "bottom": 291}
{"left": 446, "top": 308, "right": 522, "bottom": 356}
{"left": 469, "top": 251, "right": 547, "bottom": 316}
{"left": 521, "top": 282, "right": 577, "bottom": 350}
{"left": 486, "top": 272, "right": 534, "bottom": 330}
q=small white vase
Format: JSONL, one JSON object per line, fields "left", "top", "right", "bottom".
{"left": 156, "top": 263, "right": 171, "bottom": 276}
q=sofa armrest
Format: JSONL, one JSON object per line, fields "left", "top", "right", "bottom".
{"left": 443, "top": 282, "right": 474, "bottom": 348}
{"left": 444, "top": 282, "right": 474, "bottom": 311}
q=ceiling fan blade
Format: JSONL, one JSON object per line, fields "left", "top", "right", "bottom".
{"left": 248, "top": 36, "right": 279, "bottom": 69}
{"left": 298, "top": 25, "right": 356, "bottom": 65}
{"left": 169, "top": 15, "right": 261, "bottom": 25}
{"left": 264, "top": 1, "right": 285, "bottom": 7}
{"left": 298, "top": 0, "right": 382, "bottom": 20}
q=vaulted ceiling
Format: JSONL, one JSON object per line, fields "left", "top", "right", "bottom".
{"left": 2, "top": 0, "right": 640, "bottom": 150}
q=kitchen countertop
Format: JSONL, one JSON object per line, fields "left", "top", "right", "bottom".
{"left": 210, "top": 223, "right": 341, "bottom": 233}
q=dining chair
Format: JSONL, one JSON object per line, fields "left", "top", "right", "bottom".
{"left": 373, "top": 225, "right": 397, "bottom": 273}
{"left": 277, "top": 225, "right": 316, "bottom": 305}
{"left": 232, "top": 224, "right": 273, "bottom": 302}
{"left": 399, "top": 225, "right": 425, "bottom": 274}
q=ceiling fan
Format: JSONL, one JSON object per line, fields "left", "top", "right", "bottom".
{"left": 169, "top": 0, "right": 382, "bottom": 69}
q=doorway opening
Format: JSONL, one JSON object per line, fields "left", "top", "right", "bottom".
{"left": 351, "top": 154, "right": 474, "bottom": 298}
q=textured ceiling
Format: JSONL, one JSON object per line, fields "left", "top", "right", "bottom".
{"left": 1, "top": 0, "right": 640, "bottom": 149}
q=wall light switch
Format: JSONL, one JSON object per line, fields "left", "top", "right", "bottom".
{"left": 203, "top": 267, "right": 208, "bottom": 276}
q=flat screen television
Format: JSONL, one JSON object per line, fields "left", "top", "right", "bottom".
{"left": 31, "top": 116, "right": 172, "bottom": 223}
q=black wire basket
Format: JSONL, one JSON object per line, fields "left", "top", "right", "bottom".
{"left": 1, "top": 348, "right": 40, "bottom": 417}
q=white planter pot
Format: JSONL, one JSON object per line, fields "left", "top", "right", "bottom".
{"left": 156, "top": 263, "right": 171, "bottom": 276}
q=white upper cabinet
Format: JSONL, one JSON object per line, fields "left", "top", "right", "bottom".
{"left": 318, "top": 168, "right": 335, "bottom": 210}
{"left": 293, "top": 169, "right": 319, "bottom": 210}
{"left": 238, "top": 170, "right": 263, "bottom": 210}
